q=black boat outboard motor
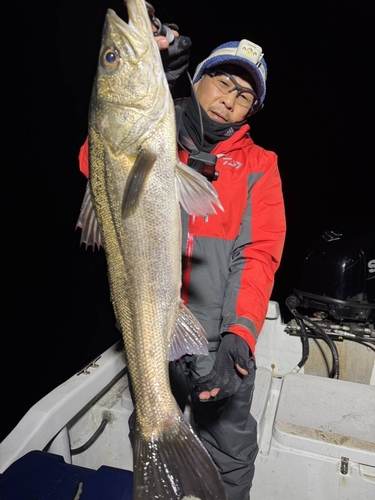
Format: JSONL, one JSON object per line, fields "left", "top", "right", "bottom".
{"left": 293, "top": 229, "right": 375, "bottom": 322}
{"left": 285, "top": 229, "right": 375, "bottom": 378}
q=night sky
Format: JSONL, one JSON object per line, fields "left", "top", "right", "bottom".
{"left": 2, "top": 1, "right": 374, "bottom": 442}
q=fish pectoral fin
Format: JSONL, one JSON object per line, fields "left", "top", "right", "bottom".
{"left": 175, "top": 160, "right": 224, "bottom": 216}
{"left": 76, "top": 181, "right": 103, "bottom": 250}
{"left": 121, "top": 147, "right": 157, "bottom": 218}
{"left": 168, "top": 301, "right": 209, "bottom": 361}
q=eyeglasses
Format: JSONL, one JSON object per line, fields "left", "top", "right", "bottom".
{"left": 207, "top": 71, "right": 258, "bottom": 110}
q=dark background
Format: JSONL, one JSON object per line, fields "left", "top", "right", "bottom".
{"left": 2, "top": 0, "right": 374, "bottom": 443}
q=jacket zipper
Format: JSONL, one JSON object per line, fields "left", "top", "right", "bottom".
{"left": 181, "top": 215, "right": 195, "bottom": 306}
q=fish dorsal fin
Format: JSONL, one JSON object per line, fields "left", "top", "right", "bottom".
{"left": 75, "top": 181, "right": 103, "bottom": 250}
{"left": 168, "top": 301, "right": 209, "bottom": 361}
{"left": 122, "top": 147, "right": 157, "bottom": 218}
{"left": 175, "top": 160, "right": 224, "bottom": 216}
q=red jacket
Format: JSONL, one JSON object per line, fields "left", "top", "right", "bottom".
{"left": 78, "top": 122, "right": 286, "bottom": 354}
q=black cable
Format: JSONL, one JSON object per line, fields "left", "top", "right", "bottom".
{"left": 285, "top": 296, "right": 375, "bottom": 375}
{"left": 288, "top": 324, "right": 375, "bottom": 351}
{"left": 187, "top": 71, "right": 205, "bottom": 150}
{"left": 70, "top": 418, "right": 109, "bottom": 456}
{"left": 287, "top": 305, "right": 340, "bottom": 378}
{"left": 285, "top": 295, "right": 310, "bottom": 371}
{"left": 294, "top": 310, "right": 340, "bottom": 378}
{"left": 295, "top": 316, "right": 310, "bottom": 369}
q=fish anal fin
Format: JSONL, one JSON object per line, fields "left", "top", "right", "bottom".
{"left": 121, "top": 147, "right": 157, "bottom": 218}
{"left": 133, "top": 411, "right": 226, "bottom": 499}
{"left": 168, "top": 302, "right": 209, "bottom": 361}
{"left": 175, "top": 160, "right": 224, "bottom": 216}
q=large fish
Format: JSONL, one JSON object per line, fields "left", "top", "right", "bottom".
{"left": 77, "top": 0, "right": 225, "bottom": 498}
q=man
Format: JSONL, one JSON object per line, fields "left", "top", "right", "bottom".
{"left": 166, "top": 39, "right": 285, "bottom": 500}
{"left": 79, "top": 34, "right": 286, "bottom": 500}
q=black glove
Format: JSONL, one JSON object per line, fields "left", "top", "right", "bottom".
{"left": 161, "top": 35, "right": 192, "bottom": 89}
{"left": 195, "top": 334, "right": 250, "bottom": 402}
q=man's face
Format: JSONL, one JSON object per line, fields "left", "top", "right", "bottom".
{"left": 194, "top": 68, "right": 256, "bottom": 124}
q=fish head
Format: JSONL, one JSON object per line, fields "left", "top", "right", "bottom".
{"left": 89, "top": 0, "right": 172, "bottom": 155}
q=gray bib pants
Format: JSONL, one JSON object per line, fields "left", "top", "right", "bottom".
{"left": 169, "top": 351, "right": 258, "bottom": 500}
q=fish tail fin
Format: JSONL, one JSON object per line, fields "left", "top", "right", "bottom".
{"left": 169, "top": 302, "right": 209, "bottom": 360}
{"left": 133, "top": 413, "right": 226, "bottom": 499}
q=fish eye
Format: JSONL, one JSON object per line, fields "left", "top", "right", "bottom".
{"left": 102, "top": 48, "right": 120, "bottom": 69}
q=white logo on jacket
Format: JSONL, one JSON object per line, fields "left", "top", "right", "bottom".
{"left": 217, "top": 154, "right": 242, "bottom": 169}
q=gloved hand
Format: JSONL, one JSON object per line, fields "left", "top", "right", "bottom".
{"left": 160, "top": 35, "right": 192, "bottom": 89}
{"left": 147, "top": 2, "right": 191, "bottom": 89}
{"left": 195, "top": 334, "right": 250, "bottom": 402}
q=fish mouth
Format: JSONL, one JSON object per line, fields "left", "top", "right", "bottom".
{"left": 105, "top": 0, "right": 154, "bottom": 59}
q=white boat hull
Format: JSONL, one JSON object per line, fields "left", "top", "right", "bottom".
{"left": 1, "top": 301, "right": 374, "bottom": 499}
